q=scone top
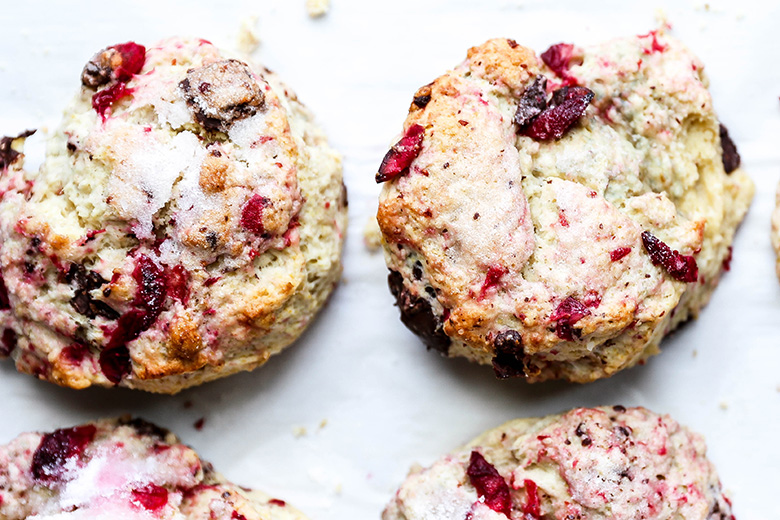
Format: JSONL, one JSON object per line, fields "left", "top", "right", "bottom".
{"left": 0, "top": 37, "right": 346, "bottom": 392}
{"left": 376, "top": 31, "right": 753, "bottom": 383}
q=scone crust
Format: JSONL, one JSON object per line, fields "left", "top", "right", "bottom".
{"left": 0, "top": 417, "right": 308, "bottom": 520}
{"left": 382, "top": 406, "right": 733, "bottom": 520}
{"left": 377, "top": 32, "right": 753, "bottom": 382}
{"left": 0, "top": 38, "right": 347, "bottom": 393}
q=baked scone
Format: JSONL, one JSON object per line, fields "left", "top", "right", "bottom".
{"left": 376, "top": 30, "right": 752, "bottom": 382}
{"left": 383, "top": 406, "right": 734, "bottom": 520}
{"left": 0, "top": 38, "right": 347, "bottom": 392}
{"left": 0, "top": 417, "right": 307, "bottom": 519}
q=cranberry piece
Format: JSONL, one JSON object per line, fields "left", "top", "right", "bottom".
{"left": 232, "top": 512, "right": 248, "bottom": 520}
{"left": 0, "top": 130, "right": 35, "bottom": 171}
{"left": 92, "top": 82, "right": 133, "bottom": 120}
{"left": 99, "top": 344, "right": 131, "bottom": 384}
{"left": 375, "top": 124, "right": 425, "bottom": 183}
{"left": 31, "top": 425, "right": 97, "bottom": 483}
{"left": 466, "top": 451, "right": 512, "bottom": 516}
{"left": 111, "top": 42, "right": 146, "bottom": 82}
{"left": 193, "top": 417, "right": 205, "bottom": 431}
{"left": 540, "top": 43, "right": 579, "bottom": 86}
{"left": 269, "top": 499, "right": 286, "bottom": 507}
{"left": 639, "top": 31, "right": 667, "bottom": 54}
{"left": 0, "top": 329, "right": 17, "bottom": 357}
{"left": 240, "top": 195, "right": 269, "bottom": 236}
{"left": 610, "top": 247, "right": 632, "bottom": 262}
{"left": 480, "top": 265, "right": 508, "bottom": 298}
{"left": 514, "top": 75, "right": 548, "bottom": 128}
{"left": 0, "top": 274, "right": 10, "bottom": 310}
{"left": 134, "top": 255, "right": 168, "bottom": 319}
{"left": 641, "top": 231, "right": 698, "bottom": 283}
{"left": 60, "top": 343, "right": 90, "bottom": 365}
{"left": 722, "top": 246, "right": 733, "bottom": 272}
{"left": 719, "top": 124, "right": 741, "bottom": 174}
{"left": 132, "top": 483, "right": 168, "bottom": 512}
{"left": 550, "top": 296, "right": 590, "bottom": 341}
{"left": 523, "top": 86, "right": 593, "bottom": 141}
{"left": 491, "top": 330, "right": 525, "bottom": 379}
{"left": 522, "top": 479, "right": 542, "bottom": 519}
{"left": 167, "top": 265, "right": 190, "bottom": 304}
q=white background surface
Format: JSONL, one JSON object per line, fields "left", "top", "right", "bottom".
{"left": 0, "top": 1, "right": 778, "bottom": 518}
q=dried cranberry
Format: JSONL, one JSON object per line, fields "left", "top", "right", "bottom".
{"left": 514, "top": 75, "right": 548, "bottom": 128}
{"left": 550, "top": 296, "right": 590, "bottom": 341}
{"left": 540, "top": 43, "right": 579, "bottom": 86}
{"left": 466, "top": 451, "right": 512, "bottom": 516}
{"left": 132, "top": 483, "right": 168, "bottom": 512}
{"left": 167, "top": 265, "right": 190, "bottom": 304}
{"left": 480, "top": 266, "right": 507, "bottom": 298}
{"left": 523, "top": 86, "right": 593, "bottom": 141}
{"left": 376, "top": 124, "right": 425, "bottom": 183}
{"left": 0, "top": 273, "right": 10, "bottom": 310}
{"left": 60, "top": 343, "right": 90, "bottom": 365}
{"left": 31, "top": 425, "right": 97, "bottom": 483}
{"left": 641, "top": 231, "right": 698, "bottom": 283}
{"left": 719, "top": 124, "right": 741, "bottom": 174}
{"left": 610, "top": 247, "right": 632, "bottom": 262}
{"left": 268, "top": 499, "right": 286, "bottom": 507}
{"left": 232, "top": 512, "right": 248, "bottom": 520}
{"left": 111, "top": 42, "right": 146, "bottom": 82}
{"left": 722, "top": 246, "right": 733, "bottom": 272}
{"left": 522, "top": 479, "right": 542, "bottom": 519}
{"left": 193, "top": 417, "right": 205, "bottom": 431}
{"left": 639, "top": 31, "right": 667, "bottom": 54}
{"left": 240, "top": 194, "right": 269, "bottom": 236}
{"left": 0, "top": 130, "right": 35, "bottom": 171}
{"left": 99, "top": 344, "right": 131, "bottom": 384}
{"left": 92, "top": 82, "right": 133, "bottom": 120}
{"left": 491, "top": 330, "right": 525, "bottom": 379}
{"left": 0, "top": 329, "right": 17, "bottom": 357}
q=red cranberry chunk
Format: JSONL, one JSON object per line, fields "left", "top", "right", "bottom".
{"left": 269, "top": 499, "right": 286, "bottom": 507}
{"left": 82, "top": 42, "right": 146, "bottom": 87}
{"left": 550, "top": 296, "right": 590, "bottom": 341}
{"left": 132, "top": 483, "right": 168, "bottom": 512}
{"left": 466, "top": 451, "right": 512, "bottom": 516}
{"left": 522, "top": 479, "right": 542, "bottom": 519}
{"left": 0, "top": 329, "right": 17, "bottom": 357}
{"left": 514, "top": 75, "right": 548, "bottom": 128}
{"left": 523, "top": 86, "right": 593, "bottom": 141}
{"left": 232, "top": 512, "right": 248, "bottom": 520}
{"left": 480, "top": 265, "right": 507, "bottom": 298}
{"left": 31, "top": 425, "right": 97, "bottom": 483}
{"left": 540, "top": 43, "right": 579, "bottom": 85}
{"left": 111, "top": 42, "right": 147, "bottom": 82}
{"left": 610, "top": 247, "right": 632, "bottom": 262}
{"left": 133, "top": 255, "right": 168, "bottom": 316}
{"left": 99, "top": 344, "right": 131, "bottom": 384}
{"left": 0, "top": 273, "right": 10, "bottom": 310}
{"left": 92, "top": 82, "right": 133, "bottom": 120}
{"left": 167, "top": 265, "right": 191, "bottom": 304}
{"left": 240, "top": 195, "right": 270, "bottom": 236}
{"left": 376, "top": 124, "right": 425, "bottom": 183}
{"left": 719, "top": 124, "right": 741, "bottom": 174}
{"left": 60, "top": 343, "right": 90, "bottom": 365}
{"left": 641, "top": 231, "right": 698, "bottom": 283}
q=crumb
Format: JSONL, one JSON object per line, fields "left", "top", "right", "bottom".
{"left": 692, "top": 349, "right": 698, "bottom": 358}
{"left": 319, "top": 418, "right": 328, "bottom": 430}
{"left": 364, "top": 216, "right": 382, "bottom": 252}
{"left": 293, "top": 426, "right": 308, "bottom": 438}
{"left": 334, "top": 482, "right": 343, "bottom": 495}
{"left": 237, "top": 15, "right": 261, "bottom": 55}
{"left": 194, "top": 417, "right": 206, "bottom": 430}
{"left": 718, "top": 401, "right": 728, "bottom": 411}
{"left": 306, "top": 0, "right": 330, "bottom": 18}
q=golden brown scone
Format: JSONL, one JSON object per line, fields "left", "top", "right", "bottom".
{"left": 0, "top": 38, "right": 347, "bottom": 393}
{"left": 376, "top": 32, "right": 752, "bottom": 383}
{"left": 0, "top": 417, "right": 308, "bottom": 519}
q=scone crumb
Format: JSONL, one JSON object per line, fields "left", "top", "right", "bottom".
{"left": 719, "top": 401, "right": 729, "bottom": 410}
{"left": 364, "top": 216, "right": 383, "bottom": 252}
{"left": 237, "top": 15, "right": 261, "bottom": 55}
{"left": 306, "top": 0, "right": 330, "bottom": 18}
{"left": 293, "top": 426, "right": 308, "bottom": 438}
{"left": 692, "top": 349, "right": 698, "bottom": 358}
{"left": 318, "top": 418, "right": 328, "bottom": 429}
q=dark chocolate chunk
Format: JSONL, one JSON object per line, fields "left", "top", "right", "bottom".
{"left": 117, "top": 417, "right": 170, "bottom": 440}
{"left": 719, "top": 124, "right": 740, "bottom": 174}
{"left": 387, "top": 271, "right": 450, "bottom": 354}
{"left": 0, "top": 130, "right": 35, "bottom": 171}
{"left": 491, "top": 330, "right": 525, "bottom": 379}
{"left": 66, "top": 263, "right": 119, "bottom": 320}
{"left": 513, "top": 75, "right": 548, "bottom": 128}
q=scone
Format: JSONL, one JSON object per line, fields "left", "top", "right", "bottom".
{"left": 383, "top": 406, "right": 734, "bottom": 520}
{"left": 376, "top": 30, "right": 752, "bottom": 382}
{"left": 0, "top": 38, "right": 347, "bottom": 392}
{"left": 0, "top": 417, "right": 307, "bottom": 519}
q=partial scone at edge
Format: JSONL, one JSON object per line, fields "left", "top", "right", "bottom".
{"left": 382, "top": 406, "right": 734, "bottom": 520}
{"left": 0, "top": 417, "right": 308, "bottom": 519}
{"left": 376, "top": 31, "right": 753, "bottom": 383}
{"left": 0, "top": 38, "right": 347, "bottom": 393}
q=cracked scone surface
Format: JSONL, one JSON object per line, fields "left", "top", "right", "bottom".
{"left": 0, "top": 38, "right": 347, "bottom": 392}
{"left": 0, "top": 417, "right": 308, "bottom": 520}
{"left": 383, "top": 406, "right": 733, "bottom": 520}
{"left": 376, "top": 31, "right": 752, "bottom": 383}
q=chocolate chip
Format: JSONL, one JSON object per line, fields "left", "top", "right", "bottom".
{"left": 66, "top": 263, "right": 119, "bottom": 320}
{"left": 0, "top": 130, "right": 35, "bottom": 171}
{"left": 719, "top": 123, "right": 740, "bottom": 174}
{"left": 180, "top": 60, "right": 265, "bottom": 133}
{"left": 117, "top": 417, "right": 170, "bottom": 440}
{"left": 612, "top": 404, "right": 626, "bottom": 412}
{"left": 411, "top": 84, "right": 433, "bottom": 110}
{"left": 513, "top": 75, "right": 548, "bottom": 128}
{"left": 388, "top": 271, "right": 450, "bottom": 354}
{"left": 491, "top": 330, "right": 525, "bottom": 379}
